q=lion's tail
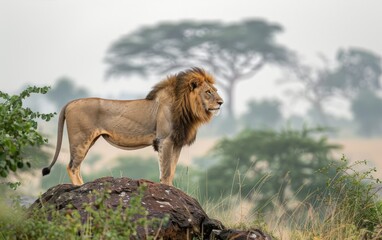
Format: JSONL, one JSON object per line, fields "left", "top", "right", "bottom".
{"left": 42, "top": 103, "right": 68, "bottom": 176}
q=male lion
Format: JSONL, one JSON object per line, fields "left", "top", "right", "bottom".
{"left": 42, "top": 68, "right": 223, "bottom": 186}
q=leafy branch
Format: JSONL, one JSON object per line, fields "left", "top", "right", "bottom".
{"left": 0, "top": 86, "right": 55, "bottom": 178}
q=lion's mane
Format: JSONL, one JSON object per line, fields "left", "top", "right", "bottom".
{"left": 146, "top": 67, "right": 215, "bottom": 147}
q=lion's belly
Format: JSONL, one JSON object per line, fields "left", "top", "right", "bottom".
{"left": 102, "top": 133, "right": 155, "bottom": 150}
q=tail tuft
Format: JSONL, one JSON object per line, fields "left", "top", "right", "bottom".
{"left": 42, "top": 167, "right": 51, "bottom": 176}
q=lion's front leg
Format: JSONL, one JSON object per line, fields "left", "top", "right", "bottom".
{"left": 157, "top": 138, "right": 181, "bottom": 186}
{"left": 170, "top": 146, "right": 182, "bottom": 178}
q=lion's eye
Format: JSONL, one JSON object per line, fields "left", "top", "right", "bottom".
{"left": 206, "top": 90, "right": 212, "bottom": 95}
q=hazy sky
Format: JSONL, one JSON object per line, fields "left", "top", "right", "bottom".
{"left": 1, "top": 0, "right": 382, "bottom": 115}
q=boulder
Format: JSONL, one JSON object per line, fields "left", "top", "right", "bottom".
{"left": 30, "top": 177, "right": 270, "bottom": 239}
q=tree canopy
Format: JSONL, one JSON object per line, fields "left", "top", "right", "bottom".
{"left": 105, "top": 19, "right": 293, "bottom": 116}
{"left": 322, "top": 48, "right": 382, "bottom": 98}
{"left": 290, "top": 47, "right": 382, "bottom": 126}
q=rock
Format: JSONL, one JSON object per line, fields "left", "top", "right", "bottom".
{"left": 19, "top": 196, "right": 36, "bottom": 207}
{"left": 30, "top": 177, "right": 224, "bottom": 239}
{"left": 30, "top": 177, "right": 271, "bottom": 239}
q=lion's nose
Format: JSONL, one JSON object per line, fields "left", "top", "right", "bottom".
{"left": 217, "top": 99, "right": 224, "bottom": 106}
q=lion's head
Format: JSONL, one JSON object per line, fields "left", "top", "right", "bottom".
{"left": 146, "top": 67, "right": 223, "bottom": 147}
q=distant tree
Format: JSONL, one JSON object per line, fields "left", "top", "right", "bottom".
{"left": 241, "top": 99, "right": 282, "bottom": 129}
{"left": 105, "top": 19, "right": 293, "bottom": 116}
{"left": 322, "top": 48, "right": 382, "bottom": 99}
{"left": 288, "top": 55, "right": 335, "bottom": 125}
{"left": 351, "top": 90, "right": 382, "bottom": 136}
{"left": 290, "top": 48, "right": 381, "bottom": 125}
{"left": 46, "top": 77, "right": 89, "bottom": 110}
{"left": 199, "top": 127, "right": 341, "bottom": 212}
{"left": 285, "top": 114, "right": 307, "bottom": 129}
{"left": 0, "top": 86, "right": 54, "bottom": 179}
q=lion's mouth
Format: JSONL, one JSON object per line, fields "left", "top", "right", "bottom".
{"left": 208, "top": 108, "right": 221, "bottom": 116}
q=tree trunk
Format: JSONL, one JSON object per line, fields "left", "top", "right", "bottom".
{"left": 312, "top": 100, "right": 328, "bottom": 126}
{"left": 225, "top": 80, "right": 236, "bottom": 118}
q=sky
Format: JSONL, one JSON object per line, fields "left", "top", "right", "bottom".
{"left": 1, "top": 0, "right": 382, "bottom": 116}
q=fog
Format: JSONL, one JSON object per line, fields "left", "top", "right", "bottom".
{"left": 1, "top": 1, "right": 382, "bottom": 116}
{"left": 1, "top": 0, "right": 382, "bottom": 193}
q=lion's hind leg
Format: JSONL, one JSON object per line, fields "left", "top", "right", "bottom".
{"left": 67, "top": 163, "right": 84, "bottom": 186}
{"left": 67, "top": 131, "right": 101, "bottom": 186}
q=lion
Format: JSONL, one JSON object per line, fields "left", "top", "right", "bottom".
{"left": 42, "top": 67, "right": 223, "bottom": 186}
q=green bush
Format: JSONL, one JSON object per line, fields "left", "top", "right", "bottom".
{"left": 324, "top": 157, "right": 382, "bottom": 234}
{"left": 0, "top": 86, "right": 54, "bottom": 178}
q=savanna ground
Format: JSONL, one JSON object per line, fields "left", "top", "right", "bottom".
{"left": 76, "top": 137, "right": 382, "bottom": 179}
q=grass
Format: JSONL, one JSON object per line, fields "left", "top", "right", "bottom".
{"left": 1, "top": 156, "right": 381, "bottom": 239}
{"left": 200, "top": 157, "right": 382, "bottom": 239}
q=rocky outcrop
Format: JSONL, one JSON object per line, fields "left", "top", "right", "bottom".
{"left": 30, "top": 177, "right": 270, "bottom": 239}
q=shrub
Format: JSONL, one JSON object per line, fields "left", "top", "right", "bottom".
{"left": 324, "top": 156, "right": 382, "bottom": 234}
{"left": 0, "top": 86, "right": 54, "bottom": 178}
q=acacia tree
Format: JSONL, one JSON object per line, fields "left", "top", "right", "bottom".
{"left": 288, "top": 57, "right": 333, "bottom": 125}
{"left": 105, "top": 19, "right": 292, "bottom": 116}
{"left": 321, "top": 48, "right": 382, "bottom": 99}
{"left": 290, "top": 48, "right": 382, "bottom": 125}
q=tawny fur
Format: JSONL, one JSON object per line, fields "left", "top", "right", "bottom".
{"left": 42, "top": 68, "right": 223, "bottom": 186}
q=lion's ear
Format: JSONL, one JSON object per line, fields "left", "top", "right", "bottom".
{"left": 189, "top": 79, "right": 201, "bottom": 91}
